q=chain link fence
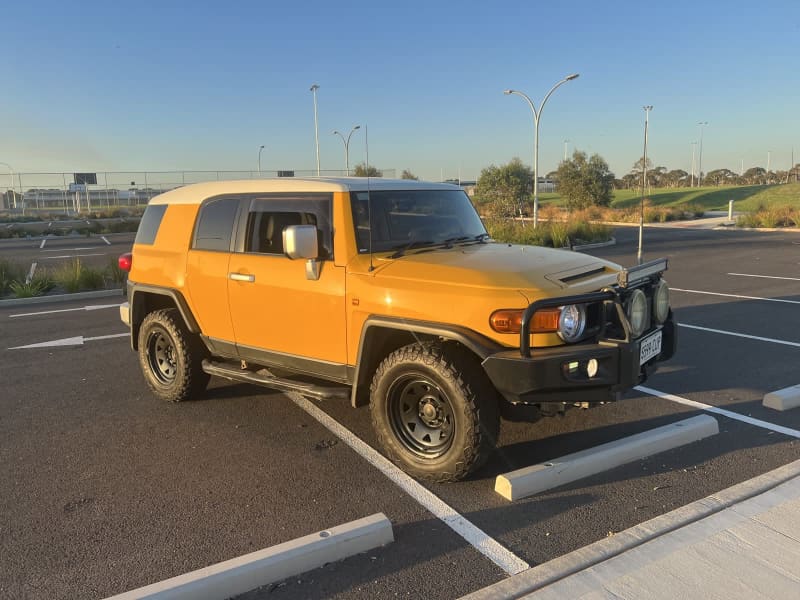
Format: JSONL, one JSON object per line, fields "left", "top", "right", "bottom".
{"left": 0, "top": 169, "right": 396, "bottom": 214}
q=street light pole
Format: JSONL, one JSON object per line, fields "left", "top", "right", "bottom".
{"left": 690, "top": 142, "right": 697, "bottom": 187}
{"left": 0, "top": 162, "right": 14, "bottom": 209}
{"left": 310, "top": 84, "right": 321, "bottom": 176}
{"left": 638, "top": 105, "right": 653, "bottom": 265}
{"left": 563, "top": 139, "right": 569, "bottom": 161}
{"left": 697, "top": 121, "right": 708, "bottom": 186}
{"left": 504, "top": 73, "right": 579, "bottom": 228}
{"left": 258, "top": 145, "right": 265, "bottom": 176}
{"left": 332, "top": 125, "right": 361, "bottom": 175}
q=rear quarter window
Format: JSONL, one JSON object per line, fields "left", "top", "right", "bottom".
{"left": 193, "top": 197, "right": 240, "bottom": 252}
{"left": 134, "top": 204, "right": 168, "bottom": 245}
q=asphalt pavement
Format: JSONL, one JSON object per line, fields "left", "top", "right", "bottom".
{"left": 1, "top": 222, "right": 799, "bottom": 599}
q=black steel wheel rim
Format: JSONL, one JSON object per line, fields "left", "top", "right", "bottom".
{"left": 387, "top": 374, "right": 455, "bottom": 457}
{"left": 147, "top": 329, "right": 177, "bottom": 385}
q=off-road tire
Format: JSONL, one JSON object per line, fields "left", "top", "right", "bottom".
{"left": 138, "top": 308, "right": 210, "bottom": 402}
{"left": 369, "top": 342, "right": 499, "bottom": 482}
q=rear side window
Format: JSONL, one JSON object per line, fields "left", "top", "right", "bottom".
{"left": 134, "top": 204, "right": 168, "bottom": 245}
{"left": 193, "top": 197, "right": 240, "bottom": 251}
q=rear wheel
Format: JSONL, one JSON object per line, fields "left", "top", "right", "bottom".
{"left": 369, "top": 342, "right": 499, "bottom": 482}
{"left": 138, "top": 308, "right": 209, "bottom": 402}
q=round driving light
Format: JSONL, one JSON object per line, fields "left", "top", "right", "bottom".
{"left": 653, "top": 279, "right": 670, "bottom": 324}
{"left": 558, "top": 304, "right": 586, "bottom": 342}
{"left": 627, "top": 289, "right": 648, "bottom": 337}
{"left": 587, "top": 359, "right": 599, "bottom": 378}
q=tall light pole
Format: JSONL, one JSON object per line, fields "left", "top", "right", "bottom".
{"left": 0, "top": 161, "right": 14, "bottom": 209}
{"left": 766, "top": 151, "right": 771, "bottom": 183}
{"left": 697, "top": 121, "right": 708, "bottom": 186}
{"left": 690, "top": 142, "right": 697, "bottom": 187}
{"left": 504, "top": 73, "right": 579, "bottom": 227}
{"left": 257, "top": 145, "right": 265, "bottom": 175}
{"left": 638, "top": 106, "right": 653, "bottom": 265}
{"left": 563, "top": 139, "right": 569, "bottom": 161}
{"left": 332, "top": 125, "right": 361, "bottom": 175}
{"left": 310, "top": 84, "right": 321, "bottom": 176}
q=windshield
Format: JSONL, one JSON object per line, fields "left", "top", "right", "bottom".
{"left": 350, "top": 189, "right": 487, "bottom": 254}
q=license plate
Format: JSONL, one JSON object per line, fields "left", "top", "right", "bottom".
{"left": 639, "top": 330, "right": 662, "bottom": 365}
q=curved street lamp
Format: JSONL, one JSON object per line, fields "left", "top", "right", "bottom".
{"left": 332, "top": 125, "right": 361, "bottom": 175}
{"left": 504, "top": 73, "right": 579, "bottom": 227}
{"left": 257, "top": 145, "right": 265, "bottom": 175}
{"left": 0, "top": 161, "right": 15, "bottom": 209}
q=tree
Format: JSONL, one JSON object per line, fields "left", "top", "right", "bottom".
{"left": 704, "top": 168, "right": 737, "bottom": 186}
{"left": 401, "top": 169, "right": 418, "bottom": 180}
{"left": 474, "top": 157, "right": 532, "bottom": 217}
{"left": 555, "top": 150, "right": 614, "bottom": 209}
{"left": 663, "top": 169, "right": 688, "bottom": 188}
{"left": 742, "top": 167, "right": 767, "bottom": 185}
{"left": 352, "top": 163, "right": 383, "bottom": 177}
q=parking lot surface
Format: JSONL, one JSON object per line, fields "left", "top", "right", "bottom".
{"left": 1, "top": 225, "right": 799, "bottom": 599}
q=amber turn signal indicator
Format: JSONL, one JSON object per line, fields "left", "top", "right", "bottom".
{"left": 490, "top": 308, "right": 560, "bottom": 334}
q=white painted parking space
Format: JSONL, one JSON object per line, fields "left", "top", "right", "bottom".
{"left": 42, "top": 253, "right": 105, "bottom": 259}
{"left": 672, "top": 288, "right": 800, "bottom": 305}
{"left": 105, "top": 513, "right": 393, "bottom": 600}
{"left": 679, "top": 323, "right": 800, "bottom": 348}
{"left": 728, "top": 273, "right": 800, "bottom": 282}
{"left": 636, "top": 386, "right": 800, "bottom": 439}
{"left": 287, "top": 392, "right": 530, "bottom": 575}
{"left": 8, "top": 332, "right": 128, "bottom": 349}
{"left": 494, "top": 416, "right": 719, "bottom": 501}
{"left": 9, "top": 303, "right": 122, "bottom": 318}
{"left": 763, "top": 385, "right": 800, "bottom": 411}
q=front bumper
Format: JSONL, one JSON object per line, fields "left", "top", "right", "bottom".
{"left": 482, "top": 258, "right": 676, "bottom": 405}
{"left": 482, "top": 315, "right": 676, "bottom": 404}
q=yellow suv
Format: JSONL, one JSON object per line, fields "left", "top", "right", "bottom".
{"left": 119, "top": 177, "right": 675, "bottom": 482}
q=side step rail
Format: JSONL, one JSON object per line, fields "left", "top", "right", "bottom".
{"left": 202, "top": 360, "right": 351, "bottom": 401}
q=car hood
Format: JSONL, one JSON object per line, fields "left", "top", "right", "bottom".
{"left": 367, "top": 242, "right": 621, "bottom": 296}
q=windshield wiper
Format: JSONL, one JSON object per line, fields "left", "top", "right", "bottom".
{"left": 389, "top": 240, "right": 436, "bottom": 259}
{"left": 389, "top": 234, "right": 489, "bottom": 259}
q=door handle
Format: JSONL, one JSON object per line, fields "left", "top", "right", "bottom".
{"left": 229, "top": 272, "right": 255, "bottom": 282}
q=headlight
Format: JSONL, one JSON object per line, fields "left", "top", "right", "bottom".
{"left": 558, "top": 304, "right": 586, "bottom": 342}
{"left": 653, "top": 279, "right": 670, "bottom": 324}
{"left": 627, "top": 289, "right": 648, "bottom": 337}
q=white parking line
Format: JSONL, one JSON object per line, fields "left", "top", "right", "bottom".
{"left": 9, "top": 303, "right": 122, "bottom": 318}
{"left": 101, "top": 236, "right": 111, "bottom": 245}
{"left": 679, "top": 323, "right": 800, "bottom": 348}
{"left": 672, "top": 288, "right": 800, "bottom": 305}
{"left": 728, "top": 273, "right": 800, "bottom": 282}
{"left": 39, "top": 239, "right": 46, "bottom": 249}
{"left": 286, "top": 392, "right": 530, "bottom": 575}
{"left": 43, "top": 253, "right": 105, "bottom": 259}
{"left": 42, "top": 247, "right": 97, "bottom": 252}
{"left": 635, "top": 386, "right": 800, "bottom": 439}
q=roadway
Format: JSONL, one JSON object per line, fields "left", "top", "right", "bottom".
{"left": 1, "top": 225, "right": 799, "bottom": 599}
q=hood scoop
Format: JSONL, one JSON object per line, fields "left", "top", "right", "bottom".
{"left": 545, "top": 263, "right": 613, "bottom": 288}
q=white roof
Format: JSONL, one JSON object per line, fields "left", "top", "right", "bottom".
{"left": 148, "top": 177, "right": 461, "bottom": 205}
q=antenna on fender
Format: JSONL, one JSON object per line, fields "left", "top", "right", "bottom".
{"left": 366, "top": 124, "right": 375, "bottom": 272}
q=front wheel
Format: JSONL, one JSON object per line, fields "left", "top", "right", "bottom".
{"left": 369, "top": 343, "right": 499, "bottom": 482}
{"left": 138, "top": 308, "right": 209, "bottom": 402}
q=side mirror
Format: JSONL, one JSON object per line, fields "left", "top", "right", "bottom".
{"left": 283, "top": 224, "right": 322, "bottom": 281}
{"left": 283, "top": 224, "right": 318, "bottom": 259}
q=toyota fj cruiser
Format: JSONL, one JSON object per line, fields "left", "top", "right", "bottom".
{"left": 119, "top": 177, "right": 676, "bottom": 482}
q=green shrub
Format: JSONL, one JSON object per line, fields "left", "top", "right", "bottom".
{"left": 52, "top": 259, "right": 84, "bottom": 293}
{"left": 0, "top": 258, "right": 27, "bottom": 296}
{"left": 79, "top": 265, "right": 106, "bottom": 290}
{"left": 10, "top": 275, "right": 54, "bottom": 298}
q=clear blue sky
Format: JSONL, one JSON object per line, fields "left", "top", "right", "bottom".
{"left": 3, "top": 0, "right": 798, "bottom": 182}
